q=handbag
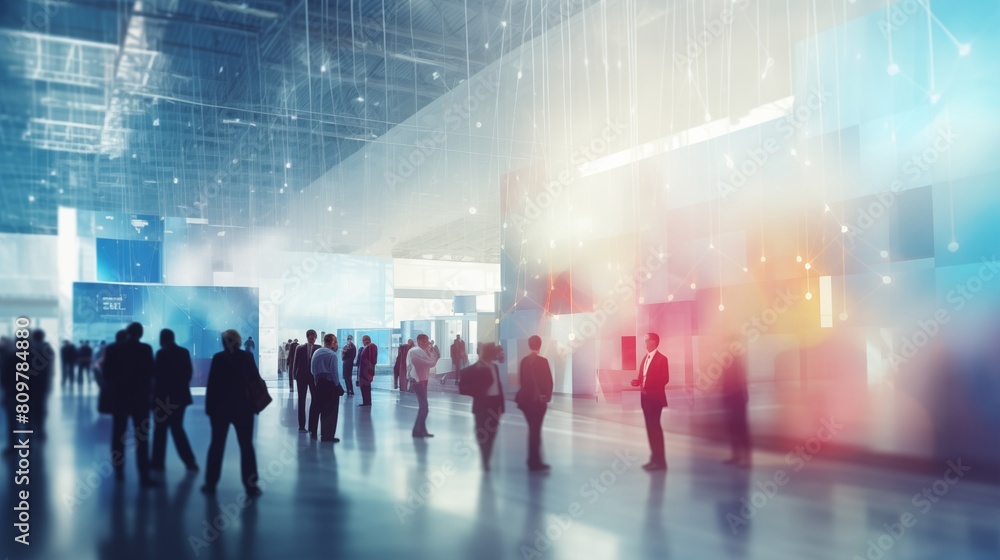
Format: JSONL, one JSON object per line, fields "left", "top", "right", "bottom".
{"left": 334, "top": 382, "right": 346, "bottom": 397}
{"left": 245, "top": 354, "right": 272, "bottom": 414}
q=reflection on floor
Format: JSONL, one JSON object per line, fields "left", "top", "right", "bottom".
{"left": 2, "top": 385, "right": 999, "bottom": 560}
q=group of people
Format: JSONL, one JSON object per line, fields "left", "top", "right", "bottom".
{"left": 59, "top": 339, "right": 101, "bottom": 386}
{"left": 93, "top": 322, "right": 266, "bottom": 496}
{"left": 4, "top": 320, "right": 733, "bottom": 494}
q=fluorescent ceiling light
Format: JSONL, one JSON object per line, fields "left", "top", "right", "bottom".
{"left": 578, "top": 96, "right": 795, "bottom": 178}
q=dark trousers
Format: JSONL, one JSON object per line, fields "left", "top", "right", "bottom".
{"left": 62, "top": 362, "right": 74, "bottom": 385}
{"left": 205, "top": 414, "right": 258, "bottom": 490}
{"left": 726, "top": 405, "right": 751, "bottom": 459}
{"left": 112, "top": 410, "right": 151, "bottom": 479}
{"left": 296, "top": 376, "right": 315, "bottom": 431}
{"left": 474, "top": 397, "right": 504, "bottom": 467}
{"left": 151, "top": 404, "right": 197, "bottom": 469}
{"left": 315, "top": 379, "right": 340, "bottom": 439}
{"left": 342, "top": 362, "right": 354, "bottom": 395}
{"left": 641, "top": 394, "right": 666, "bottom": 465}
{"left": 287, "top": 362, "right": 295, "bottom": 390}
{"left": 521, "top": 404, "right": 547, "bottom": 466}
{"left": 78, "top": 363, "right": 91, "bottom": 383}
{"left": 359, "top": 380, "right": 372, "bottom": 405}
{"left": 412, "top": 380, "right": 429, "bottom": 436}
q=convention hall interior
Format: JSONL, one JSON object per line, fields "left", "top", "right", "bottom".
{"left": 1, "top": 0, "right": 999, "bottom": 559}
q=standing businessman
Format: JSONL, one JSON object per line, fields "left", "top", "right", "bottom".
{"left": 631, "top": 333, "right": 669, "bottom": 471}
{"left": 294, "top": 330, "right": 321, "bottom": 433}
{"left": 357, "top": 335, "right": 377, "bottom": 407}
{"left": 515, "top": 335, "right": 553, "bottom": 471}
{"left": 341, "top": 335, "right": 357, "bottom": 397}
{"left": 151, "top": 329, "right": 198, "bottom": 473}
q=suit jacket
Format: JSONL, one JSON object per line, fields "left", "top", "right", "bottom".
{"left": 358, "top": 343, "right": 378, "bottom": 381}
{"left": 394, "top": 344, "right": 411, "bottom": 377}
{"left": 286, "top": 342, "right": 299, "bottom": 369}
{"left": 294, "top": 343, "right": 320, "bottom": 382}
{"left": 341, "top": 341, "right": 357, "bottom": 367}
{"left": 636, "top": 351, "right": 669, "bottom": 406}
{"left": 205, "top": 348, "right": 260, "bottom": 419}
{"left": 153, "top": 343, "right": 194, "bottom": 406}
{"left": 466, "top": 361, "right": 506, "bottom": 415}
{"left": 100, "top": 339, "right": 155, "bottom": 414}
{"left": 450, "top": 341, "right": 465, "bottom": 361}
{"left": 516, "top": 353, "right": 553, "bottom": 407}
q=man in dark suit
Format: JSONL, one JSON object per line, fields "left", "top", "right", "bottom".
{"left": 394, "top": 339, "right": 413, "bottom": 391}
{"left": 341, "top": 335, "right": 357, "bottom": 396}
{"left": 286, "top": 338, "right": 299, "bottom": 392}
{"left": 357, "top": 335, "right": 377, "bottom": 407}
{"left": 102, "top": 322, "right": 159, "bottom": 486}
{"left": 294, "top": 330, "right": 320, "bottom": 433}
{"left": 632, "top": 332, "right": 669, "bottom": 471}
{"left": 151, "top": 329, "right": 198, "bottom": 473}
{"left": 60, "top": 341, "right": 77, "bottom": 386}
{"left": 516, "top": 335, "right": 554, "bottom": 471}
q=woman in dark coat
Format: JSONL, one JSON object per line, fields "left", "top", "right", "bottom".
{"left": 461, "top": 343, "right": 506, "bottom": 472}
{"left": 202, "top": 329, "right": 263, "bottom": 496}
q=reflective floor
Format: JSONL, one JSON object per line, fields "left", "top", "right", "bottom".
{"left": 2, "top": 384, "right": 999, "bottom": 560}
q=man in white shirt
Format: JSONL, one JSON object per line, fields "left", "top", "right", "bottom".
{"left": 406, "top": 334, "right": 440, "bottom": 438}
{"left": 631, "top": 332, "right": 670, "bottom": 471}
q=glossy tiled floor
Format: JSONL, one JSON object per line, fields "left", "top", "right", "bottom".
{"left": 2, "top": 383, "right": 999, "bottom": 560}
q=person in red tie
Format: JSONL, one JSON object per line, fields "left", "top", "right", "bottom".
{"left": 631, "top": 332, "right": 669, "bottom": 471}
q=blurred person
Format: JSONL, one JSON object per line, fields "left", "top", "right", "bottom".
{"left": 631, "top": 333, "right": 670, "bottom": 471}
{"left": 277, "top": 340, "right": 287, "bottom": 377}
{"left": 310, "top": 333, "right": 343, "bottom": 442}
{"left": 395, "top": 339, "right": 414, "bottom": 392}
{"left": 92, "top": 340, "right": 108, "bottom": 386}
{"left": 244, "top": 335, "right": 256, "bottom": 358}
{"left": 0, "top": 336, "right": 15, "bottom": 453}
{"left": 341, "top": 335, "right": 357, "bottom": 396}
{"left": 29, "top": 330, "right": 55, "bottom": 439}
{"left": 60, "top": 340, "right": 77, "bottom": 386}
{"left": 355, "top": 336, "right": 368, "bottom": 382}
{"left": 151, "top": 329, "right": 198, "bottom": 473}
{"left": 515, "top": 335, "right": 554, "bottom": 471}
{"left": 357, "top": 335, "right": 378, "bottom": 407}
{"left": 203, "top": 329, "right": 263, "bottom": 496}
{"left": 462, "top": 343, "right": 506, "bottom": 471}
{"left": 406, "top": 335, "right": 440, "bottom": 437}
{"left": 721, "top": 338, "right": 751, "bottom": 468}
{"left": 101, "top": 322, "right": 158, "bottom": 486}
{"left": 77, "top": 340, "right": 93, "bottom": 384}
{"left": 286, "top": 338, "right": 300, "bottom": 392}
{"left": 442, "top": 335, "right": 468, "bottom": 385}
{"left": 294, "top": 330, "right": 321, "bottom": 432}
